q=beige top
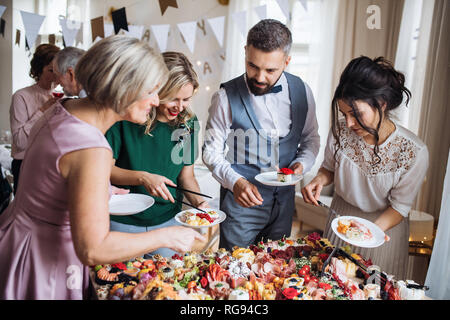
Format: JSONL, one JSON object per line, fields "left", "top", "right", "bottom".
{"left": 322, "top": 120, "right": 429, "bottom": 217}
{"left": 9, "top": 84, "right": 51, "bottom": 159}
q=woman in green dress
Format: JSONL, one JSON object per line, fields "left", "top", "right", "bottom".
{"left": 106, "top": 52, "right": 209, "bottom": 257}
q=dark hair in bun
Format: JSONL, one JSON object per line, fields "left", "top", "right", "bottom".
{"left": 331, "top": 56, "right": 411, "bottom": 164}
{"left": 29, "top": 44, "right": 60, "bottom": 81}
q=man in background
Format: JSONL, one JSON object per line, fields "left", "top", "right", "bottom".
{"left": 52, "top": 46, "right": 86, "bottom": 97}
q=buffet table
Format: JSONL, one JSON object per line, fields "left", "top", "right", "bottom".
{"left": 89, "top": 233, "right": 429, "bottom": 300}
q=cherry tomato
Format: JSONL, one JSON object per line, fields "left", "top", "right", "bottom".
{"left": 309, "top": 276, "right": 319, "bottom": 284}
{"left": 298, "top": 265, "right": 311, "bottom": 277}
{"left": 319, "top": 282, "right": 332, "bottom": 291}
{"left": 301, "top": 265, "right": 311, "bottom": 274}
{"left": 303, "top": 274, "right": 311, "bottom": 284}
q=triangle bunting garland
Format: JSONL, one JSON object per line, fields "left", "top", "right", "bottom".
{"left": 20, "top": 11, "right": 45, "bottom": 49}
{"left": 177, "top": 21, "right": 197, "bottom": 54}
{"left": 151, "top": 24, "right": 170, "bottom": 52}
{"left": 59, "top": 17, "right": 81, "bottom": 47}
{"left": 207, "top": 16, "right": 225, "bottom": 47}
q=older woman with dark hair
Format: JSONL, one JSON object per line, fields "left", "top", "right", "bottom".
{"left": 302, "top": 56, "right": 429, "bottom": 279}
{"left": 9, "top": 43, "right": 60, "bottom": 194}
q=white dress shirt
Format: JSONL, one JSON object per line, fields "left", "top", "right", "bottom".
{"left": 203, "top": 73, "right": 320, "bottom": 191}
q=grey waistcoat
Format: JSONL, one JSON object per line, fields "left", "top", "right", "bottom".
{"left": 220, "top": 72, "right": 308, "bottom": 191}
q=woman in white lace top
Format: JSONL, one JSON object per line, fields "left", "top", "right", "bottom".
{"left": 302, "top": 56, "right": 429, "bottom": 280}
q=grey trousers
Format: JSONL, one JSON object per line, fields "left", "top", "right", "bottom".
{"left": 219, "top": 186, "right": 295, "bottom": 251}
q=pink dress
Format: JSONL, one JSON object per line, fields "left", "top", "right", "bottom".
{"left": 0, "top": 100, "right": 112, "bottom": 300}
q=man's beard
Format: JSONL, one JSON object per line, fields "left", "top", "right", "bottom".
{"left": 246, "top": 73, "right": 282, "bottom": 96}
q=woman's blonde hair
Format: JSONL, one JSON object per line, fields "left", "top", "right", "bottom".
{"left": 75, "top": 35, "right": 169, "bottom": 114}
{"left": 144, "top": 51, "right": 199, "bottom": 134}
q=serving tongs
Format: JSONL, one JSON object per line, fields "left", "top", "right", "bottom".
{"left": 317, "top": 200, "right": 341, "bottom": 278}
{"left": 406, "top": 283, "right": 429, "bottom": 291}
{"left": 320, "top": 245, "right": 388, "bottom": 287}
{"left": 168, "top": 186, "right": 213, "bottom": 213}
{"left": 167, "top": 185, "right": 213, "bottom": 199}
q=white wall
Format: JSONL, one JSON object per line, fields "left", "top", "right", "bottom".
{"left": 12, "top": 0, "right": 36, "bottom": 94}
{"left": 0, "top": 0, "right": 13, "bottom": 132}
{"left": 0, "top": 0, "right": 43, "bottom": 132}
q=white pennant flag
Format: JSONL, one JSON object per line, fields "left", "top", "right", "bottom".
{"left": 177, "top": 21, "right": 197, "bottom": 54}
{"left": 20, "top": 11, "right": 46, "bottom": 49}
{"left": 93, "top": 36, "right": 102, "bottom": 44}
{"left": 126, "top": 25, "right": 145, "bottom": 40}
{"left": 116, "top": 25, "right": 145, "bottom": 40}
{"left": 104, "top": 23, "right": 114, "bottom": 37}
{"left": 0, "top": 5, "right": 6, "bottom": 18}
{"left": 59, "top": 17, "right": 80, "bottom": 47}
{"left": 231, "top": 11, "right": 247, "bottom": 38}
{"left": 150, "top": 24, "right": 170, "bottom": 52}
{"left": 276, "top": 0, "right": 291, "bottom": 20}
{"left": 254, "top": 5, "right": 267, "bottom": 20}
{"left": 207, "top": 16, "right": 225, "bottom": 47}
{"left": 298, "top": 0, "right": 308, "bottom": 11}
{"left": 75, "top": 22, "right": 83, "bottom": 45}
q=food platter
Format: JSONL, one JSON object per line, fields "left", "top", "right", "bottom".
{"left": 255, "top": 171, "right": 303, "bottom": 187}
{"left": 331, "top": 216, "right": 385, "bottom": 248}
{"left": 90, "top": 232, "right": 429, "bottom": 300}
{"left": 175, "top": 209, "right": 226, "bottom": 229}
{"left": 109, "top": 193, "right": 155, "bottom": 216}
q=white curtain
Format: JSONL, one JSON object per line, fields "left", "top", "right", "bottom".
{"left": 300, "top": 0, "right": 339, "bottom": 179}
{"left": 425, "top": 148, "right": 450, "bottom": 299}
{"left": 34, "top": 0, "right": 91, "bottom": 49}
{"left": 392, "top": 0, "right": 424, "bottom": 127}
{"left": 66, "top": 0, "right": 91, "bottom": 50}
{"left": 222, "top": 0, "right": 262, "bottom": 81}
{"left": 413, "top": 0, "right": 450, "bottom": 219}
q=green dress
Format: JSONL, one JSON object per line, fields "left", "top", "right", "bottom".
{"left": 105, "top": 117, "right": 199, "bottom": 227}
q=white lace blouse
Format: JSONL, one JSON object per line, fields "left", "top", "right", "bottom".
{"left": 322, "top": 121, "right": 429, "bottom": 217}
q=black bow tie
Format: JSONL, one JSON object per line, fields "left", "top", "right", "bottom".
{"left": 270, "top": 85, "right": 282, "bottom": 94}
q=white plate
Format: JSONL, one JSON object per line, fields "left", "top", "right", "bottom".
{"left": 331, "top": 216, "right": 385, "bottom": 248}
{"left": 255, "top": 171, "right": 303, "bottom": 187}
{"left": 109, "top": 193, "right": 155, "bottom": 216}
{"left": 175, "top": 209, "right": 227, "bottom": 229}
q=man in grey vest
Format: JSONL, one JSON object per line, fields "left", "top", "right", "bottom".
{"left": 202, "top": 19, "right": 320, "bottom": 250}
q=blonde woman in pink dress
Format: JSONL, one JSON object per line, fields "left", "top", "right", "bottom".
{"left": 0, "top": 36, "right": 205, "bottom": 300}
